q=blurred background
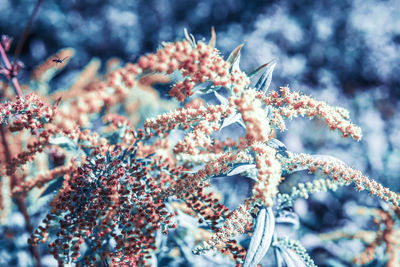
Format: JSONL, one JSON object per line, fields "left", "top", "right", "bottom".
{"left": 1, "top": 0, "right": 399, "bottom": 266}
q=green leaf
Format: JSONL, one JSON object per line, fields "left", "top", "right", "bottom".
{"left": 220, "top": 112, "right": 245, "bottom": 131}
{"left": 214, "top": 91, "right": 228, "bottom": 105}
{"left": 243, "top": 207, "right": 275, "bottom": 267}
{"left": 40, "top": 176, "right": 64, "bottom": 198}
{"left": 226, "top": 44, "right": 244, "bottom": 68}
{"left": 208, "top": 26, "right": 216, "bottom": 48}
{"left": 184, "top": 28, "right": 196, "bottom": 47}
{"left": 248, "top": 62, "right": 267, "bottom": 79}
{"left": 254, "top": 60, "right": 276, "bottom": 93}
{"left": 228, "top": 164, "right": 256, "bottom": 176}
{"left": 192, "top": 81, "right": 219, "bottom": 95}
{"left": 50, "top": 135, "right": 78, "bottom": 151}
{"left": 267, "top": 138, "right": 288, "bottom": 158}
{"left": 50, "top": 135, "right": 85, "bottom": 161}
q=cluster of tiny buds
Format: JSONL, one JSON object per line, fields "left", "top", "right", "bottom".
{"left": 285, "top": 152, "right": 400, "bottom": 207}
{"left": 258, "top": 87, "right": 362, "bottom": 141}
{"left": 12, "top": 162, "right": 77, "bottom": 196}
{"left": 132, "top": 40, "right": 250, "bottom": 102}
{"left": 0, "top": 93, "right": 57, "bottom": 134}
{"left": 251, "top": 143, "right": 281, "bottom": 207}
{"left": 194, "top": 200, "right": 253, "bottom": 254}
{"left": 144, "top": 104, "right": 229, "bottom": 135}
{"left": 28, "top": 146, "right": 181, "bottom": 266}
{"left": 234, "top": 90, "right": 272, "bottom": 145}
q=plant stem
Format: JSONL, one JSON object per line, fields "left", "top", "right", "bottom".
{"left": 0, "top": 126, "right": 42, "bottom": 267}
{"left": 14, "top": 0, "right": 44, "bottom": 59}
{"left": 0, "top": 84, "right": 41, "bottom": 266}
{"left": 0, "top": 41, "right": 23, "bottom": 96}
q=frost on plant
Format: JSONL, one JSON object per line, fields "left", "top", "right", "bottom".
{"left": 0, "top": 28, "right": 399, "bottom": 267}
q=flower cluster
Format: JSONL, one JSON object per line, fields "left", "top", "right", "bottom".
{"left": 279, "top": 152, "right": 400, "bottom": 207}
{"left": 258, "top": 86, "right": 362, "bottom": 140}
{"left": 0, "top": 93, "right": 58, "bottom": 134}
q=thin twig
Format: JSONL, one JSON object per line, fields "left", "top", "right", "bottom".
{"left": 0, "top": 40, "right": 23, "bottom": 96}
{"left": 14, "top": 0, "right": 44, "bottom": 59}
{"left": 0, "top": 50, "right": 41, "bottom": 264}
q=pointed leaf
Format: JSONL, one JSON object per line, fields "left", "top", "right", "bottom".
{"left": 243, "top": 207, "right": 275, "bottom": 267}
{"left": 220, "top": 112, "right": 245, "bottom": 131}
{"left": 40, "top": 176, "right": 64, "bottom": 198}
{"left": 226, "top": 44, "right": 244, "bottom": 66}
{"left": 244, "top": 208, "right": 265, "bottom": 267}
{"left": 228, "top": 164, "right": 256, "bottom": 176}
{"left": 190, "top": 33, "right": 196, "bottom": 46}
{"left": 184, "top": 28, "right": 191, "bottom": 42}
{"left": 214, "top": 91, "right": 229, "bottom": 105}
{"left": 50, "top": 135, "right": 78, "bottom": 152}
{"left": 209, "top": 26, "right": 216, "bottom": 48}
{"left": 247, "top": 60, "right": 274, "bottom": 79}
{"left": 231, "top": 52, "right": 241, "bottom": 73}
{"left": 254, "top": 60, "right": 277, "bottom": 93}
{"left": 184, "top": 28, "right": 196, "bottom": 47}
{"left": 274, "top": 247, "right": 284, "bottom": 267}
{"left": 252, "top": 207, "right": 275, "bottom": 264}
{"left": 267, "top": 138, "right": 288, "bottom": 158}
{"left": 267, "top": 138, "right": 286, "bottom": 150}
{"left": 245, "top": 170, "right": 258, "bottom": 182}
{"left": 193, "top": 81, "right": 217, "bottom": 95}
{"left": 237, "top": 117, "right": 246, "bottom": 128}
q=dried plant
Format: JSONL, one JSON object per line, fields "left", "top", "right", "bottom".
{"left": 1, "top": 29, "right": 399, "bottom": 267}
